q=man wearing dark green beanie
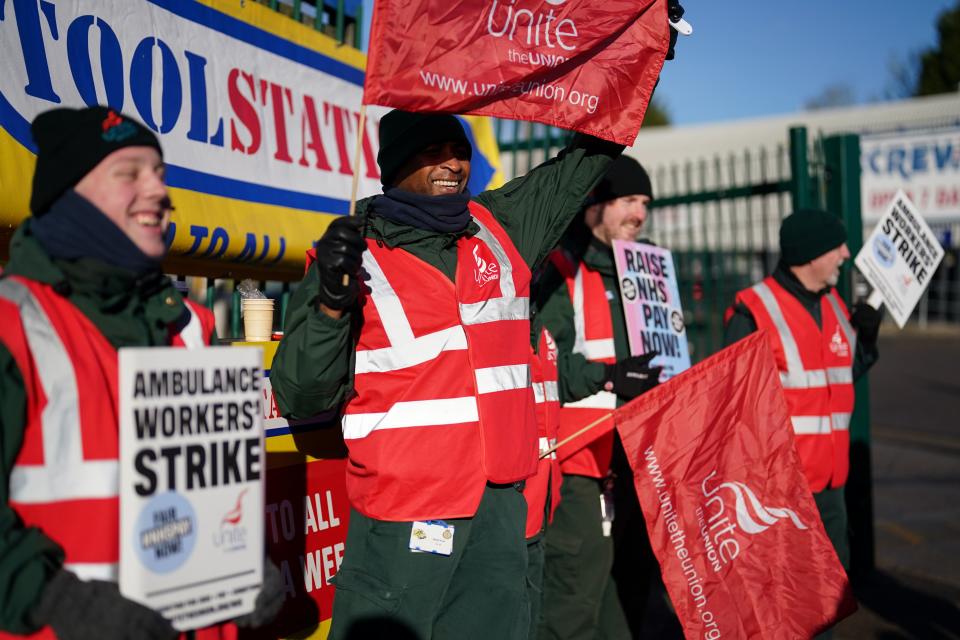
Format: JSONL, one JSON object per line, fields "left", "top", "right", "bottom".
{"left": 724, "top": 209, "right": 882, "bottom": 635}
{"left": 271, "top": 109, "right": 625, "bottom": 640}
{"left": 0, "top": 106, "right": 282, "bottom": 639}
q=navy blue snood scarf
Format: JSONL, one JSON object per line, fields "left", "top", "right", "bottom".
{"left": 31, "top": 190, "right": 164, "bottom": 275}
{"left": 371, "top": 186, "right": 472, "bottom": 233}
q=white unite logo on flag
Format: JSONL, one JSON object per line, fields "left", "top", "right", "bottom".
{"left": 473, "top": 245, "right": 500, "bottom": 286}
{"left": 697, "top": 470, "right": 807, "bottom": 573}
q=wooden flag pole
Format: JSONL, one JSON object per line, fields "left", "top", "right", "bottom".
{"left": 342, "top": 104, "right": 368, "bottom": 286}
{"left": 348, "top": 104, "right": 368, "bottom": 218}
{"left": 539, "top": 411, "right": 614, "bottom": 460}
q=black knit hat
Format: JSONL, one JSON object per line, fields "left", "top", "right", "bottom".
{"left": 30, "top": 106, "right": 162, "bottom": 216}
{"left": 593, "top": 155, "right": 653, "bottom": 204}
{"left": 779, "top": 209, "right": 848, "bottom": 265}
{"left": 377, "top": 110, "right": 472, "bottom": 186}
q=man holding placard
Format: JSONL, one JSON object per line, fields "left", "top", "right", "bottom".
{"left": 724, "top": 209, "right": 882, "bottom": 570}
{"left": 0, "top": 107, "right": 280, "bottom": 639}
{"left": 536, "top": 156, "right": 665, "bottom": 639}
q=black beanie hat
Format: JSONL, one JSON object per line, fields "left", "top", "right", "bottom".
{"left": 593, "top": 155, "right": 653, "bottom": 204}
{"left": 779, "top": 209, "right": 848, "bottom": 266}
{"left": 30, "top": 106, "right": 162, "bottom": 216}
{"left": 377, "top": 110, "right": 472, "bottom": 186}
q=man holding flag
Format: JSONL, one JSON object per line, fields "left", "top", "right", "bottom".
{"left": 272, "top": 111, "right": 626, "bottom": 638}
{"left": 724, "top": 209, "right": 882, "bottom": 570}
{"left": 535, "top": 156, "right": 664, "bottom": 639}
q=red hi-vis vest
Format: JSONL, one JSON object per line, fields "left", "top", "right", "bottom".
{"left": 548, "top": 251, "right": 617, "bottom": 479}
{"left": 0, "top": 276, "right": 223, "bottom": 640}
{"left": 341, "top": 201, "right": 537, "bottom": 521}
{"left": 735, "top": 277, "right": 856, "bottom": 492}
{"left": 523, "top": 328, "right": 563, "bottom": 539}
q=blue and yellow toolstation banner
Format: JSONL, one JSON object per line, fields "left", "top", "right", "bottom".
{"left": 0, "top": 0, "right": 503, "bottom": 279}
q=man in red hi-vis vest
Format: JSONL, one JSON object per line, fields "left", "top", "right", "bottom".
{"left": 725, "top": 209, "right": 882, "bottom": 574}
{"left": 536, "top": 156, "right": 665, "bottom": 639}
{"left": 271, "top": 109, "right": 626, "bottom": 639}
{"left": 0, "top": 107, "right": 282, "bottom": 640}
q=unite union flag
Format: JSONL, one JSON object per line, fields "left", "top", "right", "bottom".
{"left": 363, "top": 0, "right": 670, "bottom": 145}
{"left": 616, "top": 332, "right": 857, "bottom": 638}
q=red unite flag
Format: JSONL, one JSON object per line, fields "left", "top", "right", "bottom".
{"left": 616, "top": 332, "right": 857, "bottom": 639}
{"left": 364, "top": 0, "right": 669, "bottom": 145}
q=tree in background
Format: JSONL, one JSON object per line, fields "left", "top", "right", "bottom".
{"left": 915, "top": 1, "right": 960, "bottom": 95}
{"left": 641, "top": 97, "right": 671, "bottom": 128}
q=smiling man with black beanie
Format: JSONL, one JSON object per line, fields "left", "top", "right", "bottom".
{"left": 0, "top": 106, "right": 282, "bottom": 639}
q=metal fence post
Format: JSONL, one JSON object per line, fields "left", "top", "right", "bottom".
{"left": 788, "top": 126, "right": 813, "bottom": 213}
{"left": 823, "top": 132, "right": 875, "bottom": 580}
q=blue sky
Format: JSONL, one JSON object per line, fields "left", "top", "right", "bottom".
{"left": 360, "top": 0, "right": 956, "bottom": 126}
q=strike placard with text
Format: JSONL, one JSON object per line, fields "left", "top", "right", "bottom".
{"left": 118, "top": 346, "right": 265, "bottom": 631}
{"left": 854, "top": 190, "right": 945, "bottom": 328}
{"left": 613, "top": 239, "right": 691, "bottom": 380}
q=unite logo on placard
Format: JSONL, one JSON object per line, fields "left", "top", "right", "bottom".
{"left": 214, "top": 488, "right": 249, "bottom": 551}
{"left": 696, "top": 470, "right": 807, "bottom": 573}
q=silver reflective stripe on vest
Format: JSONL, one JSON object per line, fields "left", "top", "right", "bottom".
{"left": 475, "top": 364, "right": 530, "bottom": 394}
{"left": 753, "top": 282, "right": 807, "bottom": 377}
{"left": 791, "top": 415, "right": 831, "bottom": 435}
{"left": 570, "top": 265, "right": 614, "bottom": 360}
{"left": 827, "top": 367, "right": 853, "bottom": 384}
{"left": 564, "top": 390, "right": 618, "bottom": 410}
{"left": 342, "top": 396, "right": 480, "bottom": 439}
{"left": 0, "top": 279, "right": 118, "bottom": 503}
{"left": 356, "top": 251, "right": 468, "bottom": 374}
{"left": 178, "top": 304, "right": 205, "bottom": 350}
{"left": 66, "top": 562, "right": 119, "bottom": 582}
{"left": 825, "top": 291, "right": 857, "bottom": 355}
{"left": 832, "top": 412, "right": 852, "bottom": 431}
{"left": 532, "top": 381, "right": 560, "bottom": 404}
{"left": 459, "top": 217, "right": 529, "bottom": 325}
{"left": 539, "top": 436, "right": 557, "bottom": 458}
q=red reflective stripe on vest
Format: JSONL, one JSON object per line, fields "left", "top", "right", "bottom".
{"left": 342, "top": 201, "right": 537, "bottom": 521}
{"left": 524, "top": 328, "right": 563, "bottom": 538}
{"left": 0, "top": 276, "right": 214, "bottom": 590}
{"left": 548, "top": 251, "right": 616, "bottom": 478}
{"left": 735, "top": 277, "right": 855, "bottom": 491}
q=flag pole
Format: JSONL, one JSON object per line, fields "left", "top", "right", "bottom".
{"left": 539, "top": 411, "right": 614, "bottom": 460}
{"left": 341, "top": 103, "right": 368, "bottom": 286}
{"left": 348, "top": 104, "right": 367, "bottom": 218}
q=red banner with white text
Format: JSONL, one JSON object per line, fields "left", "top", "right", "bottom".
{"left": 364, "top": 0, "right": 669, "bottom": 145}
{"left": 616, "top": 332, "right": 856, "bottom": 639}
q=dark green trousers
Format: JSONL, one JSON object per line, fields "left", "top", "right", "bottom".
{"left": 814, "top": 486, "right": 849, "bottom": 569}
{"left": 813, "top": 486, "right": 850, "bottom": 640}
{"left": 329, "top": 484, "right": 529, "bottom": 640}
{"left": 527, "top": 536, "right": 545, "bottom": 640}
{"left": 538, "top": 475, "right": 631, "bottom": 640}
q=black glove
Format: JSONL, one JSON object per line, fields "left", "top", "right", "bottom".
{"left": 235, "top": 558, "right": 285, "bottom": 629}
{"left": 604, "top": 352, "right": 663, "bottom": 400}
{"left": 850, "top": 302, "right": 882, "bottom": 347}
{"left": 28, "top": 569, "right": 177, "bottom": 640}
{"left": 666, "top": 0, "right": 685, "bottom": 60}
{"left": 314, "top": 215, "right": 366, "bottom": 310}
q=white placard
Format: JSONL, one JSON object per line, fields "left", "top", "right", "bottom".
{"left": 119, "top": 346, "right": 265, "bottom": 631}
{"left": 854, "top": 190, "right": 946, "bottom": 328}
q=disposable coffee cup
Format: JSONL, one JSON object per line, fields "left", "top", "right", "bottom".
{"left": 242, "top": 298, "right": 274, "bottom": 342}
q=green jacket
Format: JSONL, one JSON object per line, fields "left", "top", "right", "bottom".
{"left": 535, "top": 235, "right": 628, "bottom": 406}
{"left": 0, "top": 222, "right": 199, "bottom": 634}
{"left": 723, "top": 262, "right": 878, "bottom": 379}
{"left": 271, "top": 134, "right": 624, "bottom": 419}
